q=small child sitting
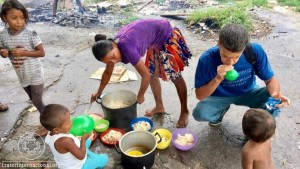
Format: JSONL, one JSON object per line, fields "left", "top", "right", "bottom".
{"left": 40, "top": 104, "right": 108, "bottom": 169}
{"left": 242, "top": 108, "right": 276, "bottom": 169}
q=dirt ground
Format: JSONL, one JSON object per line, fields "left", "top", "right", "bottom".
{"left": 0, "top": 0, "right": 300, "bottom": 169}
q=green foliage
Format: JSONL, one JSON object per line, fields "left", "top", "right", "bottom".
{"left": 119, "top": 14, "right": 140, "bottom": 25}
{"left": 277, "top": 0, "right": 300, "bottom": 12}
{"left": 252, "top": 0, "right": 268, "bottom": 7}
{"left": 187, "top": 7, "right": 252, "bottom": 30}
{"left": 277, "top": 0, "right": 300, "bottom": 7}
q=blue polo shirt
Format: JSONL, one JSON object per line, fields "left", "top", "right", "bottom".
{"left": 194, "top": 43, "right": 274, "bottom": 96}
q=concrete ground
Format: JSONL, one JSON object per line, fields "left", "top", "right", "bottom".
{"left": 0, "top": 1, "right": 300, "bottom": 169}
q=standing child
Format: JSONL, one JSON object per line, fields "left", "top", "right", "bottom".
{"left": 242, "top": 108, "right": 276, "bottom": 169}
{"left": 41, "top": 104, "right": 109, "bottom": 169}
{"left": 0, "top": 0, "right": 46, "bottom": 135}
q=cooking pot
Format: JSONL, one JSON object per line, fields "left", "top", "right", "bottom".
{"left": 116, "top": 131, "right": 158, "bottom": 169}
{"left": 96, "top": 90, "right": 137, "bottom": 131}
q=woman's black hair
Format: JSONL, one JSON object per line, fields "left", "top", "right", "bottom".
{"left": 92, "top": 34, "right": 114, "bottom": 61}
{"left": 0, "top": 0, "right": 29, "bottom": 24}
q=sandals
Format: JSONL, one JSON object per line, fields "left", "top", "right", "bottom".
{"left": 0, "top": 103, "right": 8, "bottom": 112}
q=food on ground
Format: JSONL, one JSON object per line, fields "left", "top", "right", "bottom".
{"left": 175, "top": 133, "right": 194, "bottom": 146}
{"left": 102, "top": 130, "right": 123, "bottom": 144}
{"left": 95, "top": 123, "right": 107, "bottom": 130}
{"left": 106, "top": 100, "right": 130, "bottom": 109}
{"left": 88, "top": 114, "right": 103, "bottom": 121}
{"left": 127, "top": 150, "right": 144, "bottom": 157}
{"left": 132, "top": 121, "right": 151, "bottom": 131}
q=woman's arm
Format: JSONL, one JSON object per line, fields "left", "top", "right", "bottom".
{"left": 91, "top": 63, "right": 114, "bottom": 102}
{"left": 134, "top": 60, "right": 151, "bottom": 104}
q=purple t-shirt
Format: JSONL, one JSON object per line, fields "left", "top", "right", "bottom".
{"left": 115, "top": 19, "right": 171, "bottom": 66}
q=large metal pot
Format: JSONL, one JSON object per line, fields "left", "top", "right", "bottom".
{"left": 117, "top": 131, "right": 157, "bottom": 169}
{"left": 96, "top": 90, "right": 137, "bottom": 131}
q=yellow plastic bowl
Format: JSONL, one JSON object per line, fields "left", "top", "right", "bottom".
{"left": 152, "top": 128, "right": 172, "bottom": 150}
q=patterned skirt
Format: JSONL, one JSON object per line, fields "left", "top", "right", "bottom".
{"left": 145, "top": 27, "right": 192, "bottom": 81}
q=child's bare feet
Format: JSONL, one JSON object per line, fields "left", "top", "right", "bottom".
{"left": 144, "top": 106, "right": 165, "bottom": 117}
{"left": 176, "top": 111, "right": 189, "bottom": 128}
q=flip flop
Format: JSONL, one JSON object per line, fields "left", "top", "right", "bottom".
{"left": 0, "top": 103, "right": 8, "bottom": 112}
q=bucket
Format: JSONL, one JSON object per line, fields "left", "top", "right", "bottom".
{"left": 116, "top": 131, "right": 157, "bottom": 169}
{"left": 96, "top": 90, "right": 137, "bottom": 131}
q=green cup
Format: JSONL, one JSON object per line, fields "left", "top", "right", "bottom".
{"left": 225, "top": 69, "right": 239, "bottom": 81}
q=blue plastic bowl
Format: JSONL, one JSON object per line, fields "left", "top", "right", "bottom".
{"left": 130, "top": 117, "right": 154, "bottom": 131}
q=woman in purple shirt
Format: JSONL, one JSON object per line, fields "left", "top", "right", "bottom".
{"left": 91, "top": 19, "right": 192, "bottom": 128}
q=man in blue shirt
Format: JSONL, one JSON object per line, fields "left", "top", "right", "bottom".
{"left": 193, "top": 24, "right": 290, "bottom": 125}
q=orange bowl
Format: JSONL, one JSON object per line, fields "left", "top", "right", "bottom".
{"left": 100, "top": 128, "right": 125, "bottom": 146}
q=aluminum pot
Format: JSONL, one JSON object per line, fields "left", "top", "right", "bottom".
{"left": 96, "top": 90, "right": 137, "bottom": 131}
{"left": 116, "top": 131, "right": 157, "bottom": 169}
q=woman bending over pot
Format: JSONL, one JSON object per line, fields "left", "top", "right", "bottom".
{"left": 91, "top": 19, "right": 192, "bottom": 128}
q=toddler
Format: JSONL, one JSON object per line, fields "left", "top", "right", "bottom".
{"left": 242, "top": 108, "right": 276, "bottom": 169}
{"left": 40, "top": 104, "right": 109, "bottom": 169}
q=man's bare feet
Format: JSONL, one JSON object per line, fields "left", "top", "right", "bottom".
{"left": 176, "top": 111, "right": 189, "bottom": 128}
{"left": 144, "top": 106, "right": 165, "bottom": 117}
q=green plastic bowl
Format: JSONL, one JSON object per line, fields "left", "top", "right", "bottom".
{"left": 69, "top": 115, "right": 95, "bottom": 136}
{"left": 94, "top": 119, "right": 110, "bottom": 132}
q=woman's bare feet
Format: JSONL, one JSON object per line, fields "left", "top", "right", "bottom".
{"left": 176, "top": 111, "right": 189, "bottom": 128}
{"left": 144, "top": 106, "right": 165, "bottom": 117}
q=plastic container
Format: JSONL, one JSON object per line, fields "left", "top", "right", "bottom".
{"left": 69, "top": 115, "right": 94, "bottom": 136}
{"left": 94, "top": 119, "right": 109, "bottom": 132}
{"left": 153, "top": 128, "right": 172, "bottom": 149}
{"left": 130, "top": 117, "right": 154, "bottom": 132}
{"left": 172, "top": 128, "right": 198, "bottom": 151}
